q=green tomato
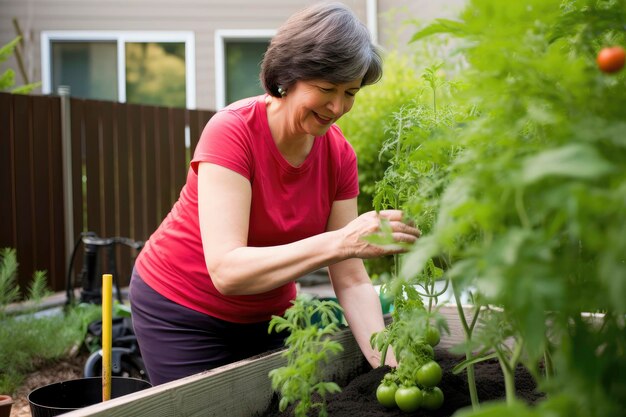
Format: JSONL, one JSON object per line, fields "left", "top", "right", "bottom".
{"left": 395, "top": 386, "right": 422, "bottom": 412}
{"left": 422, "top": 386, "right": 444, "bottom": 410}
{"left": 416, "top": 361, "right": 442, "bottom": 388}
{"left": 376, "top": 382, "right": 398, "bottom": 408}
{"left": 425, "top": 326, "right": 441, "bottom": 347}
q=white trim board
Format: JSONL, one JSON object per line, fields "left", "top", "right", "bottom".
{"left": 41, "top": 31, "right": 196, "bottom": 109}
{"left": 214, "top": 29, "right": 276, "bottom": 110}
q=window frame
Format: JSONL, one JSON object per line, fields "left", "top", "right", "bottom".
{"left": 41, "top": 31, "right": 196, "bottom": 109}
{"left": 214, "top": 29, "right": 275, "bottom": 110}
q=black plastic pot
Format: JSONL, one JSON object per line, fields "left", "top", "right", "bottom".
{"left": 28, "top": 377, "right": 151, "bottom": 417}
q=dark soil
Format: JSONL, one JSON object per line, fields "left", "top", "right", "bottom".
{"left": 263, "top": 349, "right": 543, "bottom": 417}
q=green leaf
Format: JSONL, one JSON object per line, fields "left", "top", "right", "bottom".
{"left": 409, "top": 19, "right": 468, "bottom": 43}
{"left": 451, "top": 352, "right": 498, "bottom": 374}
{"left": 11, "top": 81, "right": 41, "bottom": 95}
{"left": 0, "top": 37, "right": 20, "bottom": 63}
{"left": 113, "top": 302, "right": 132, "bottom": 318}
{"left": 278, "top": 396, "right": 290, "bottom": 412}
{"left": 453, "top": 400, "right": 534, "bottom": 417}
{"left": 399, "top": 235, "right": 440, "bottom": 280}
{"left": 521, "top": 144, "right": 614, "bottom": 185}
{"left": 0, "top": 248, "right": 20, "bottom": 312}
{"left": 0, "top": 69, "right": 16, "bottom": 90}
{"left": 27, "top": 271, "right": 51, "bottom": 304}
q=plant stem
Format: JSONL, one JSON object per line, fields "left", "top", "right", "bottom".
{"left": 496, "top": 343, "right": 519, "bottom": 406}
{"left": 453, "top": 281, "right": 480, "bottom": 409}
{"left": 515, "top": 187, "right": 531, "bottom": 229}
{"left": 433, "top": 85, "right": 438, "bottom": 122}
{"left": 379, "top": 338, "right": 390, "bottom": 367}
{"left": 543, "top": 347, "right": 554, "bottom": 380}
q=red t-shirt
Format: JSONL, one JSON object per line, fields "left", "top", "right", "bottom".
{"left": 135, "top": 95, "right": 359, "bottom": 323}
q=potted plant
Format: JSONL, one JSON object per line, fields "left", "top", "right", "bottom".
{"left": 0, "top": 395, "right": 13, "bottom": 417}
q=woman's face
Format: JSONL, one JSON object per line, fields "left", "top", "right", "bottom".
{"left": 284, "top": 78, "right": 362, "bottom": 137}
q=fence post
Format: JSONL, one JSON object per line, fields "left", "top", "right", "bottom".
{"left": 58, "top": 85, "right": 74, "bottom": 275}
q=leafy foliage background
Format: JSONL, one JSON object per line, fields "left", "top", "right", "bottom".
{"left": 373, "top": 0, "right": 626, "bottom": 415}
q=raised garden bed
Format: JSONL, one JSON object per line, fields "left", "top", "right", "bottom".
{"left": 57, "top": 305, "right": 540, "bottom": 417}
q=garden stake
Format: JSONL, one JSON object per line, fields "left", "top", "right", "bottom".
{"left": 102, "top": 273, "right": 113, "bottom": 401}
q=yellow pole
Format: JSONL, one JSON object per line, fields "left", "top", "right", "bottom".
{"left": 102, "top": 274, "right": 113, "bottom": 401}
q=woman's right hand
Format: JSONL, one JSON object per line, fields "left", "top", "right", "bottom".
{"left": 339, "top": 210, "right": 421, "bottom": 259}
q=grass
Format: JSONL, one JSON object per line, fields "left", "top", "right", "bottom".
{"left": 0, "top": 247, "right": 102, "bottom": 395}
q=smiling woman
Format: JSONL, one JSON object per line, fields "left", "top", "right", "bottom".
{"left": 128, "top": 1, "right": 420, "bottom": 387}
{"left": 263, "top": 78, "right": 362, "bottom": 161}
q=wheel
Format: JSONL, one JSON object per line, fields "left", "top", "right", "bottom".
{"left": 83, "top": 347, "right": 149, "bottom": 381}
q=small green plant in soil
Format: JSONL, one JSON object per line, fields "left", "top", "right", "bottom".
{"left": 0, "top": 247, "right": 101, "bottom": 395}
{"left": 268, "top": 295, "right": 344, "bottom": 417}
{"left": 370, "top": 278, "right": 448, "bottom": 413}
{"left": 365, "top": 60, "right": 467, "bottom": 413}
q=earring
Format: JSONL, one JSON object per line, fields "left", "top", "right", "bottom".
{"left": 277, "top": 86, "right": 287, "bottom": 97}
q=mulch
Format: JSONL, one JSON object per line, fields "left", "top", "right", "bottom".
{"left": 9, "top": 351, "right": 89, "bottom": 417}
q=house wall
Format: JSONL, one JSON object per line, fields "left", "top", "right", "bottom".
{"left": 378, "top": 0, "right": 466, "bottom": 51}
{"left": 0, "top": 0, "right": 465, "bottom": 110}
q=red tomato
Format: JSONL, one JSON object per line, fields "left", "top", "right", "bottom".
{"left": 597, "top": 46, "right": 626, "bottom": 73}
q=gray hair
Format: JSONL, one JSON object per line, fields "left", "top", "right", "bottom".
{"left": 260, "top": 2, "right": 383, "bottom": 97}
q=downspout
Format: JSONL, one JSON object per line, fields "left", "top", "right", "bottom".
{"left": 58, "top": 85, "right": 74, "bottom": 280}
{"left": 366, "top": 0, "right": 378, "bottom": 45}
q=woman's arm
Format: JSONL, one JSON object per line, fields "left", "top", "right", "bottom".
{"left": 197, "top": 162, "right": 419, "bottom": 296}
{"left": 326, "top": 198, "right": 398, "bottom": 368}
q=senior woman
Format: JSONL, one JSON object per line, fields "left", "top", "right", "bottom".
{"left": 129, "top": 2, "right": 420, "bottom": 385}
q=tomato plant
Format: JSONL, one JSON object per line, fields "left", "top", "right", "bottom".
{"left": 268, "top": 295, "right": 344, "bottom": 417}
{"left": 371, "top": 1, "right": 626, "bottom": 416}
{"left": 395, "top": 385, "right": 422, "bottom": 412}
{"left": 597, "top": 46, "right": 625, "bottom": 73}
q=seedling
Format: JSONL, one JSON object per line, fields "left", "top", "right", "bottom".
{"left": 268, "top": 295, "right": 344, "bottom": 417}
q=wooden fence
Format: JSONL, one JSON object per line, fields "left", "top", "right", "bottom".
{"left": 0, "top": 92, "right": 215, "bottom": 297}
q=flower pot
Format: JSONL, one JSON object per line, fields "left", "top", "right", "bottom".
{"left": 0, "top": 395, "right": 13, "bottom": 417}
{"left": 28, "top": 377, "right": 151, "bottom": 417}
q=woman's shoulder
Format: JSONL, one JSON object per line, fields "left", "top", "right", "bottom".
{"left": 221, "top": 95, "right": 264, "bottom": 116}
{"left": 324, "top": 124, "right": 356, "bottom": 154}
{"left": 207, "top": 95, "right": 266, "bottom": 129}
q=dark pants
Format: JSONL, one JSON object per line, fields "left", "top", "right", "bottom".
{"left": 129, "top": 269, "right": 285, "bottom": 385}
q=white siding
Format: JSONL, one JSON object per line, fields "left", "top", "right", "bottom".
{"left": 0, "top": 0, "right": 465, "bottom": 109}
{"left": 0, "top": 0, "right": 372, "bottom": 110}
{"left": 377, "top": 0, "right": 466, "bottom": 52}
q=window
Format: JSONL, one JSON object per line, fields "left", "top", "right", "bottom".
{"left": 51, "top": 41, "right": 118, "bottom": 101}
{"left": 42, "top": 31, "right": 196, "bottom": 109}
{"left": 215, "top": 30, "right": 275, "bottom": 109}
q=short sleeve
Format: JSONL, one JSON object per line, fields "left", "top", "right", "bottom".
{"left": 334, "top": 137, "right": 360, "bottom": 201}
{"left": 190, "top": 110, "right": 254, "bottom": 180}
